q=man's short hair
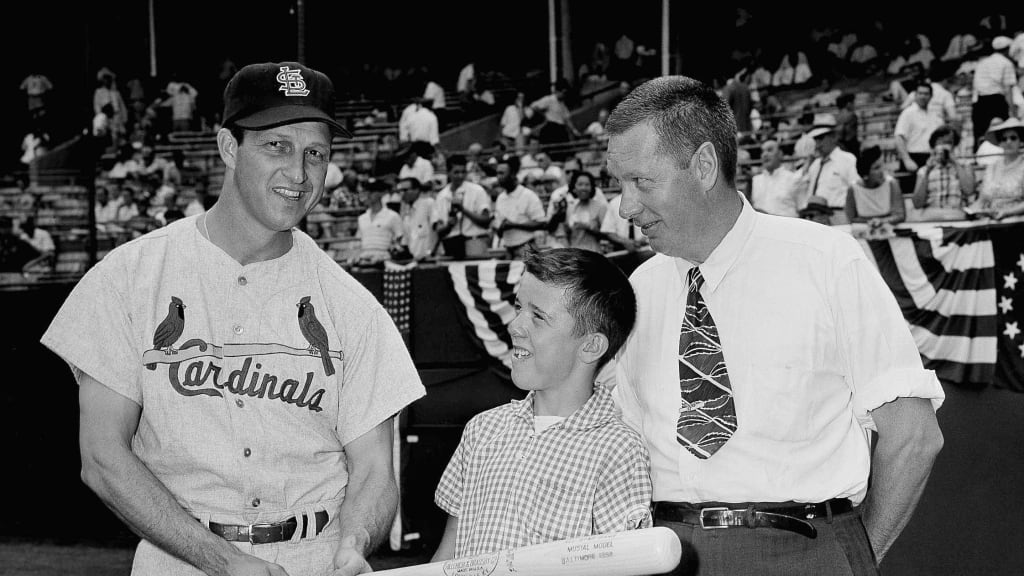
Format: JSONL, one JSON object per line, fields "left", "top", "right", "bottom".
{"left": 396, "top": 177, "right": 421, "bottom": 191}
{"left": 522, "top": 248, "right": 637, "bottom": 372}
{"left": 497, "top": 153, "right": 520, "bottom": 174}
{"left": 605, "top": 75, "right": 738, "bottom": 187}
{"left": 446, "top": 154, "right": 468, "bottom": 171}
{"left": 836, "top": 93, "right": 855, "bottom": 108}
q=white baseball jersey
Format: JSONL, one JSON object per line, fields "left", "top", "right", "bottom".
{"left": 42, "top": 215, "right": 425, "bottom": 573}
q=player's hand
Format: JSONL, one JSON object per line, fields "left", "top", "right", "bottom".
{"left": 332, "top": 535, "right": 373, "bottom": 575}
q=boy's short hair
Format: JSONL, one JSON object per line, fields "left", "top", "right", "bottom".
{"left": 523, "top": 248, "right": 636, "bottom": 371}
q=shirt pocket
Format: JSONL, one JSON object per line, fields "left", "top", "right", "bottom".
{"left": 523, "top": 476, "right": 590, "bottom": 544}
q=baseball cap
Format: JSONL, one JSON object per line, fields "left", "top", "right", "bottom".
{"left": 222, "top": 61, "right": 351, "bottom": 138}
{"left": 806, "top": 114, "right": 838, "bottom": 139}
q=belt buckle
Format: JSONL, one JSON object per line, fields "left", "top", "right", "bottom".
{"left": 248, "top": 522, "right": 279, "bottom": 544}
{"left": 699, "top": 507, "right": 730, "bottom": 529}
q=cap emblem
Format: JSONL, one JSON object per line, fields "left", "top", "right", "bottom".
{"left": 276, "top": 66, "right": 310, "bottom": 97}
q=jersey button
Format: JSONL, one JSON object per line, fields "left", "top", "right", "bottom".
{"left": 237, "top": 276, "right": 247, "bottom": 286}
{"left": 235, "top": 399, "right": 244, "bottom": 408}
{"left": 233, "top": 325, "right": 244, "bottom": 335}
{"left": 243, "top": 448, "right": 251, "bottom": 457}
{"left": 251, "top": 498, "right": 260, "bottom": 507}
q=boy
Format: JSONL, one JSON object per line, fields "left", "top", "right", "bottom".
{"left": 432, "top": 248, "right": 652, "bottom": 560}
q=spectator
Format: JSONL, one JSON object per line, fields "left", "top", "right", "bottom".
{"left": 848, "top": 38, "right": 881, "bottom": 75}
{"left": 968, "top": 117, "right": 1024, "bottom": 220}
{"left": 434, "top": 154, "right": 493, "bottom": 260}
{"left": 798, "top": 113, "right": 858, "bottom": 223}
{"left": 942, "top": 29, "right": 979, "bottom": 62}
{"left": 355, "top": 179, "right": 404, "bottom": 263}
{"left": 522, "top": 152, "right": 565, "bottom": 187}
{"left": 894, "top": 83, "right": 944, "bottom": 190}
{"left": 808, "top": 77, "right": 842, "bottom": 109}
{"left": 17, "top": 215, "right": 55, "bottom": 259}
{"left": 546, "top": 166, "right": 608, "bottom": 249}
{"left": 397, "top": 142, "right": 435, "bottom": 186}
{"left": 397, "top": 177, "right": 437, "bottom": 260}
{"left": 0, "top": 216, "right": 41, "bottom": 273}
{"left": 20, "top": 72, "right": 53, "bottom": 115}
{"left": 845, "top": 145, "right": 905, "bottom": 226}
{"left": 975, "top": 117, "right": 1005, "bottom": 167}
{"left": 182, "top": 188, "right": 207, "bottom": 217}
{"left": 108, "top": 145, "right": 145, "bottom": 181}
{"left": 911, "top": 124, "right": 976, "bottom": 220}
{"left": 94, "top": 186, "right": 119, "bottom": 225}
{"left": 972, "top": 36, "right": 1017, "bottom": 151}
{"left": 20, "top": 127, "right": 49, "bottom": 165}
{"left": 500, "top": 91, "right": 526, "bottom": 150}
{"left": 772, "top": 53, "right": 795, "bottom": 87}
{"left": 794, "top": 51, "right": 813, "bottom": 84}
{"left": 456, "top": 61, "right": 475, "bottom": 96}
{"left": 902, "top": 71, "right": 959, "bottom": 127}
{"left": 722, "top": 70, "right": 753, "bottom": 133}
{"left": 749, "top": 62, "right": 773, "bottom": 91}
{"left": 423, "top": 77, "right": 446, "bottom": 113}
{"left": 93, "top": 68, "right": 127, "bottom": 145}
{"left": 611, "top": 33, "right": 637, "bottom": 80}
{"left": 530, "top": 79, "right": 581, "bottom": 155}
{"left": 159, "top": 82, "right": 198, "bottom": 133}
{"left": 906, "top": 38, "right": 936, "bottom": 72}
{"left": 114, "top": 186, "right": 142, "bottom": 222}
{"left": 492, "top": 154, "right": 546, "bottom": 258}
{"left": 750, "top": 137, "right": 802, "bottom": 217}
{"left": 585, "top": 108, "right": 610, "bottom": 142}
{"left": 835, "top": 93, "right": 860, "bottom": 156}
{"left": 398, "top": 97, "right": 439, "bottom": 151}
{"left": 560, "top": 171, "right": 607, "bottom": 253}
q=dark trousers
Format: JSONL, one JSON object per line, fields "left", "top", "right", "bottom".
{"left": 972, "top": 94, "right": 1009, "bottom": 151}
{"left": 655, "top": 508, "right": 880, "bottom": 576}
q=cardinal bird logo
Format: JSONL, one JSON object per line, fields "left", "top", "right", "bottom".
{"left": 148, "top": 296, "right": 186, "bottom": 370}
{"left": 297, "top": 296, "right": 335, "bottom": 376}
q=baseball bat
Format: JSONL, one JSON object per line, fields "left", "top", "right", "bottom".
{"left": 373, "top": 526, "right": 681, "bottom": 576}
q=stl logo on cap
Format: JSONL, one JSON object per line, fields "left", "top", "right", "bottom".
{"left": 277, "top": 66, "right": 310, "bottom": 97}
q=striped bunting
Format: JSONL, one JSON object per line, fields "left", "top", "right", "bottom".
{"left": 858, "top": 222, "right": 1017, "bottom": 387}
{"left": 447, "top": 260, "right": 525, "bottom": 369}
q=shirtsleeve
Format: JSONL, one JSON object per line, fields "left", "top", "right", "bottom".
{"left": 434, "top": 416, "right": 476, "bottom": 516}
{"left": 336, "top": 307, "right": 424, "bottom": 445}
{"left": 39, "top": 261, "right": 142, "bottom": 404}
{"left": 527, "top": 193, "right": 546, "bottom": 222}
{"left": 592, "top": 432, "right": 653, "bottom": 533}
{"left": 831, "top": 243, "right": 945, "bottom": 430}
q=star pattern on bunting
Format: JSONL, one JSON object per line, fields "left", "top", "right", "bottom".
{"left": 1005, "top": 321, "right": 1021, "bottom": 340}
{"left": 1000, "top": 296, "right": 1014, "bottom": 315}
{"left": 1005, "top": 272, "right": 1019, "bottom": 291}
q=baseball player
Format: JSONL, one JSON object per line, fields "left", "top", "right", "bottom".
{"left": 42, "top": 61, "right": 425, "bottom": 575}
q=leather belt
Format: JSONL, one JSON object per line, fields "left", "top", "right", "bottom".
{"left": 208, "top": 510, "right": 329, "bottom": 544}
{"left": 654, "top": 498, "right": 852, "bottom": 539}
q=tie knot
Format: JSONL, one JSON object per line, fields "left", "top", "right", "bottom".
{"left": 687, "top": 267, "right": 705, "bottom": 292}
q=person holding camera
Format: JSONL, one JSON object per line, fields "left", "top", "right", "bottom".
{"left": 911, "top": 124, "right": 976, "bottom": 220}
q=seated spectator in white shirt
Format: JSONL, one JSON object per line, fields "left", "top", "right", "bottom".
{"left": 942, "top": 31, "right": 979, "bottom": 62}
{"left": 17, "top": 216, "right": 55, "bottom": 257}
{"left": 750, "top": 138, "right": 803, "bottom": 217}
{"left": 355, "top": 179, "right": 404, "bottom": 263}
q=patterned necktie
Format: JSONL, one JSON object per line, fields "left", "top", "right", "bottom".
{"left": 676, "top": 267, "right": 737, "bottom": 459}
{"left": 811, "top": 156, "right": 831, "bottom": 195}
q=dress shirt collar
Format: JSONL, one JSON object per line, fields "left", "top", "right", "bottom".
{"left": 674, "top": 192, "right": 756, "bottom": 295}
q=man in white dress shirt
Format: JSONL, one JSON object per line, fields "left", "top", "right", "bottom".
{"left": 798, "top": 114, "right": 859, "bottom": 224}
{"left": 605, "top": 76, "right": 944, "bottom": 576}
{"left": 749, "top": 138, "right": 802, "bottom": 217}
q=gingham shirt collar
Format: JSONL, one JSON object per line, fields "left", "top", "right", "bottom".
{"left": 510, "top": 385, "right": 618, "bottom": 431}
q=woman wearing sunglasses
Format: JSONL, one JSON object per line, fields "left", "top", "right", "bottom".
{"left": 969, "top": 117, "right": 1024, "bottom": 220}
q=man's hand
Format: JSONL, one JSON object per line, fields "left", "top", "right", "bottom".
{"left": 903, "top": 158, "right": 919, "bottom": 172}
{"left": 332, "top": 535, "right": 373, "bottom": 575}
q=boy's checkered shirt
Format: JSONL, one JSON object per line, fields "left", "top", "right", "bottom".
{"left": 435, "top": 385, "right": 653, "bottom": 558}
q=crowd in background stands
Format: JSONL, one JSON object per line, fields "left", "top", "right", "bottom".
{"left": 13, "top": 14, "right": 1024, "bottom": 276}
{"left": 719, "top": 13, "right": 1024, "bottom": 234}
